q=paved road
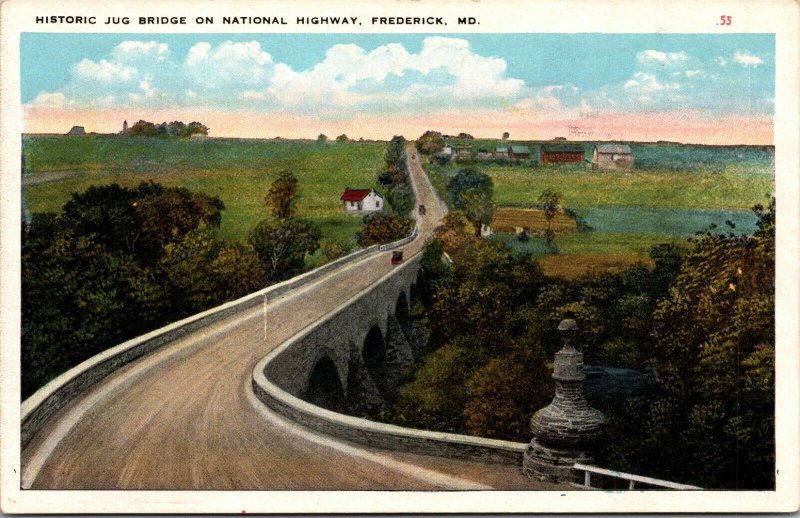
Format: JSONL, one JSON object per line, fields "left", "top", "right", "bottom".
{"left": 22, "top": 146, "right": 560, "bottom": 490}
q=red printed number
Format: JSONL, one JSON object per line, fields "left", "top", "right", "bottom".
{"left": 719, "top": 15, "right": 732, "bottom": 25}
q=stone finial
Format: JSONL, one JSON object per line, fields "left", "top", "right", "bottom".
{"left": 522, "top": 319, "right": 606, "bottom": 483}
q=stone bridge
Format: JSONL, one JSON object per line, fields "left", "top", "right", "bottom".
{"left": 19, "top": 145, "right": 560, "bottom": 501}
{"left": 263, "top": 255, "right": 424, "bottom": 417}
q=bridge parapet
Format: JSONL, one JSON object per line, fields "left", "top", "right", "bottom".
{"left": 252, "top": 254, "right": 532, "bottom": 465}
{"left": 21, "top": 243, "right": 383, "bottom": 450}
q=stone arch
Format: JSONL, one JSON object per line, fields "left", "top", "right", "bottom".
{"left": 304, "top": 356, "right": 345, "bottom": 412}
{"left": 409, "top": 282, "right": 420, "bottom": 306}
{"left": 362, "top": 324, "right": 388, "bottom": 395}
{"left": 395, "top": 290, "right": 410, "bottom": 327}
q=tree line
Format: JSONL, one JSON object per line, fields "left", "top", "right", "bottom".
{"left": 127, "top": 120, "right": 209, "bottom": 138}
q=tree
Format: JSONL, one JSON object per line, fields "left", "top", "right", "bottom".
{"left": 316, "top": 134, "right": 328, "bottom": 144}
{"left": 335, "top": 134, "right": 349, "bottom": 142}
{"left": 459, "top": 188, "right": 494, "bottom": 237}
{"left": 433, "top": 211, "right": 477, "bottom": 256}
{"left": 502, "top": 132, "right": 510, "bottom": 140}
{"left": 447, "top": 168, "right": 494, "bottom": 236}
{"left": 266, "top": 171, "right": 299, "bottom": 219}
{"left": 356, "top": 212, "right": 414, "bottom": 246}
{"left": 447, "top": 168, "right": 493, "bottom": 204}
{"left": 248, "top": 218, "right": 321, "bottom": 281}
{"left": 537, "top": 189, "right": 562, "bottom": 244}
{"left": 415, "top": 130, "right": 445, "bottom": 155}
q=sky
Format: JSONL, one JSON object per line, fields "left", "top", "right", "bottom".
{"left": 21, "top": 33, "right": 774, "bottom": 144}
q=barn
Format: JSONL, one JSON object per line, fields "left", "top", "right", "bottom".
{"left": 592, "top": 144, "right": 634, "bottom": 169}
{"left": 340, "top": 188, "right": 384, "bottom": 213}
{"left": 540, "top": 144, "right": 585, "bottom": 164}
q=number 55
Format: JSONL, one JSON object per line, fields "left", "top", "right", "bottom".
{"left": 720, "top": 15, "right": 732, "bottom": 25}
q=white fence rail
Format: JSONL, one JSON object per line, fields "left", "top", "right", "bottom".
{"left": 572, "top": 463, "right": 702, "bottom": 490}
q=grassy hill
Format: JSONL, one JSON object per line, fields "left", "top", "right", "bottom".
{"left": 23, "top": 136, "right": 385, "bottom": 248}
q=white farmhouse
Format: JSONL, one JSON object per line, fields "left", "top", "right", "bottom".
{"left": 340, "top": 188, "right": 384, "bottom": 213}
{"left": 592, "top": 144, "right": 634, "bottom": 169}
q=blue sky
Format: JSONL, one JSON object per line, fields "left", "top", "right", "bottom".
{"left": 20, "top": 33, "right": 775, "bottom": 142}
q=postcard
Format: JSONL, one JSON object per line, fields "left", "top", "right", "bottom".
{"left": 1, "top": 0, "right": 798, "bottom": 513}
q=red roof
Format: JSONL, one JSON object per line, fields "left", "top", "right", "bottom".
{"left": 340, "top": 188, "right": 372, "bottom": 202}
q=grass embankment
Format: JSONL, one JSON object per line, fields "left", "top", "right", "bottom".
{"left": 424, "top": 141, "right": 773, "bottom": 278}
{"left": 23, "top": 136, "right": 384, "bottom": 248}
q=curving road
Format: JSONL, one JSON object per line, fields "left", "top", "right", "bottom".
{"left": 22, "top": 145, "right": 560, "bottom": 491}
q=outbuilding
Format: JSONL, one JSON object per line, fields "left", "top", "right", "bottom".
{"left": 509, "top": 145, "right": 531, "bottom": 160}
{"left": 540, "top": 144, "right": 585, "bottom": 164}
{"left": 340, "top": 188, "right": 384, "bottom": 213}
{"left": 592, "top": 144, "right": 634, "bottom": 169}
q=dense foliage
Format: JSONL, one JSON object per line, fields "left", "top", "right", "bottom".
{"left": 446, "top": 168, "right": 494, "bottom": 236}
{"left": 385, "top": 199, "right": 774, "bottom": 489}
{"left": 415, "top": 130, "right": 445, "bottom": 155}
{"left": 356, "top": 213, "right": 415, "bottom": 247}
{"left": 603, "top": 200, "right": 775, "bottom": 489}
{"left": 21, "top": 182, "right": 264, "bottom": 397}
{"left": 128, "top": 120, "right": 209, "bottom": 138}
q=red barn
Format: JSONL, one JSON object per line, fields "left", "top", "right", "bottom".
{"left": 540, "top": 144, "right": 585, "bottom": 164}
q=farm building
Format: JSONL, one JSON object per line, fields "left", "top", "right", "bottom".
{"left": 592, "top": 144, "right": 634, "bottom": 169}
{"left": 493, "top": 145, "right": 530, "bottom": 160}
{"left": 495, "top": 146, "right": 511, "bottom": 159}
{"left": 451, "top": 145, "right": 472, "bottom": 159}
{"left": 509, "top": 145, "right": 531, "bottom": 160}
{"left": 66, "top": 126, "right": 86, "bottom": 136}
{"left": 340, "top": 188, "right": 384, "bottom": 213}
{"left": 441, "top": 144, "right": 453, "bottom": 156}
{"left": 540, "top": 144, "right": 585, "bottom": 164}
{"left": 476, "top": 148, "right": 492, "bottom": 159}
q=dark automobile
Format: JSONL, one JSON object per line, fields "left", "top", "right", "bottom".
{"left": 391, "top": 251, "right": 404, "bottom": 265}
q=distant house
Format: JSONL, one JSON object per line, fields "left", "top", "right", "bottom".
{"left": 451, "top": 145, "right": 472, "bottom": 159}
{"left": 340, "top": 188, "right": 384, "bottom": 213}
{"left": 540, "top": 144, "right": 584, "bottom": 164}
{"left": 509, "top": 145, "right": 531, "bottom": 160}
{"left": 494, "top": 146, "right": 511, "bottom": 159}
{"left": 592, "top": 144, "right": 634, "bottom": 169}
{"left": 441, "top": 144, "right": 453, "bottom": 156}
{"left": 476, "top": 148, "right": 492, "bottom": 159}
{"left": 66, "top": 126, "right": 86, "bottom": 136}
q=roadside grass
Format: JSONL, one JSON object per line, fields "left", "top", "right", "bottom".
{"left": 23, "top": 136, "right": 384, "bottom": 244}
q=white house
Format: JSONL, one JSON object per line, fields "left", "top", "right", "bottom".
{"left": 340, "top": 188, "right": 384, "bottom": 213}
{"left": 592, "top": 144, "right": 634, "bottom": 169}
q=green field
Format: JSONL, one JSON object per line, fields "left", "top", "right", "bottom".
{"left": 427, "top": 140, "right": 774, "bottom": 277}
{"left": 23, "top": 136, "right": 385, "bottom": 248}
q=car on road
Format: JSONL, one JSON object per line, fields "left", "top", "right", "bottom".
{"left": 391, "top": 251, "right": 404, "bottom": 265}
{"left": 418, "top": 204, "right": 426, "bottom": 216}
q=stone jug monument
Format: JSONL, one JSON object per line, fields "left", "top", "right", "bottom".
{"left": 523, "top": 319, "right": 606, "bottom": 483}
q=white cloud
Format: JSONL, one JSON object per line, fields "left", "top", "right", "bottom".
{"left": 72, "top": 58, "right": 137, "bottom": 83}
{"left": 31, "top": 92, "right": 66, "bottom": 108}
{"left": 111, "top": 41, "right": 169, "bottom": 63}
{"left": 637, "top": 50, "right": 688, "bottom": 64}
{"left": 716, "top": 57, "right": 728, "bottom": 67}
{"left": 733, "top": 51, "right": 764, "bottom": 67}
